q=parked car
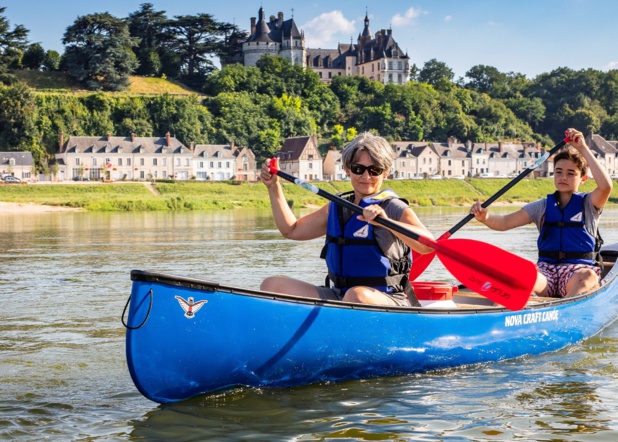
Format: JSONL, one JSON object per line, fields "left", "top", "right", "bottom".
{"left": 429, "top": 175, "right": 443, "bottom": 180}
{"left": 2, "top": 176, "right": 21, "bottom": 183}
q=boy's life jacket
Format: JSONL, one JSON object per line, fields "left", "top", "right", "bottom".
{"left": 320, "top": 189, "right": 420, "bottom": 306}
{"left": 538, "top": 192, "right": 601, "bottom": 265}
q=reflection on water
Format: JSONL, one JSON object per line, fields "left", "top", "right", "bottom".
{"left": 1, "top": 206, "right": 618, "bottom": 440}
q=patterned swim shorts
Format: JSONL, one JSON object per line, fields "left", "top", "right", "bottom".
{"left": 537, "top": 262, "right": 601, "bottom": 298}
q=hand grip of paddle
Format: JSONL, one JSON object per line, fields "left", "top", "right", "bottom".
{"left": 448, "top": 134, "right": 571, "bottom": 235}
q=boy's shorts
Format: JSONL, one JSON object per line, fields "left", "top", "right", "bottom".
{"left": 537, "top": 262, "right": 601, "bottom": 298}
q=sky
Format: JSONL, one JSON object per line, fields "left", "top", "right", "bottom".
{"left": 2, "top": 0, "right": 617, "bottom": 80}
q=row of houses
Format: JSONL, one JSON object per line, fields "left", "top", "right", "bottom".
{"left": 2, "top": 132, "right": 617, "bottom": 183}
{"left": 52, "top": 132, "right": 258, "bottom": 182}
{"left": 322, "top": 133, "right": 618, "bottom": 181}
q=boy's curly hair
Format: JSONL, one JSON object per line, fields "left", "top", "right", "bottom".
{"left": 554, "top": 146, "right": 588, "bottom": 176}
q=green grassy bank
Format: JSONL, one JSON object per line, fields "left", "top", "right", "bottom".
{"left": 0, "top": 178, "right": 615, "bottom": 212}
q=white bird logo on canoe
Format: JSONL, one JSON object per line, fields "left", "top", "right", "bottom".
{"left": 175, "top": 296, "right": 208, "bottom": 319}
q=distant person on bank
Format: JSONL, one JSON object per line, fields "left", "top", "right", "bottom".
{"left": 470, "top": 128, "right": 613, "bottom": 298}
{"left": 260, "top": 132, "right": 435, "bottom": 307}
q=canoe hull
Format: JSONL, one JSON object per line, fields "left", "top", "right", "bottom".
{"left": 125, "top": 248, "right": 618, "bottom": 403}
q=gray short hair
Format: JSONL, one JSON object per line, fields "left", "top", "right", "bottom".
{"left": 341, "top": 132, "right": 395, "bottom": 172}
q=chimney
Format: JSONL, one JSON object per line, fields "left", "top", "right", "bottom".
{"left": 498, "top": 142, "right": 503, "bottom": 153}
{"left": 190, "top": 141, "right": 194, "bottom": 153}
{"left": 277, "top": 11, "right": 283, "bottom": 27}
{"left": 250, "top": 17, "right": 256, "bottom": 35}
{"left": 165, "top": 132, "right": 171, "bottom": 147}
{"left": 107, "top": 133, "right": 111, "bottom": 141}
{"left": 131, "top": 132, "right": 135, "bottom": 142}
{"left": 537, "top": 142, "right": 542, "bottom": 151}
{"left": 466, "top": 140, "right": 472, "bottom": 151}
{"left": 59, "top": 132, "right": 64, "bottom": 153}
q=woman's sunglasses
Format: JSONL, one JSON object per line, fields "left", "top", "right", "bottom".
{"left": 350, "top": 163, "right": 384, "bottom": 177}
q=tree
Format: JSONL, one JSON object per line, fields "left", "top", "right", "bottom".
{"left": 43, "top": 50, "right": 61, "bottom": 71}
{"left": 166, "top": 13, "right": 233, "bottom": 89}
{"left": 0, "top": 7, "right": 29, "bottom": 83}
{"left": 127, "top": 3, "right": 169, "bottom": 76}
{"left": 0, "top": 82, "right": 46, "bottom": 164}
{"left": 22, "top": 43, "right": 45, "bottom": 70}
{"left": 62, "top": 12, "right": 138, "bottom": 91}
{"left": 418, "top": 59, "right": 454, "bottom": 87}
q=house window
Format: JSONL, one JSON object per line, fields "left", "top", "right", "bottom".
{"left": 93, "top": 158, "right": 98, "bottom": 166}
{"left": 226, "top": 161, "right": 230, "bottom": 168}
{"left": 153, "top": 158, "right": 158, "bottom": 166}
{"left": 127, "top": 158, "right": 132, "bottom": 166}
{"left": 140, "top": 158, "right": 145, "bottom": 166}
{"left": 118, "top": 158, "right": 123, "bottom": 166}
{"left": 199, "top": 161, "right": 204, "bottom": 168}
{"left": 448, "top": 160, "right": 452, "bottom": 166}
{"left": 218, "top": 162, "right": 222, "bottom": 168}
{"left": 75, "top": 158, "right": 81, "bottom": 166}
{"left": 185, "top": 158, "right": 190, "bottom": 166}
{"left": 162, "top": 158, "right": 167, "bottom": 166}
{"left": 210, "top": 162, "right": 214, "bottom": 168}
{"left": 176, "top": 158, "right": 181, "bottom": 166}
{"left": 309, "top": 162, "right": 313, "bottom": 169}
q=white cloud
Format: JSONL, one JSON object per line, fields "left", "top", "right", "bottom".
{"left": 302, "top": 11, "right": 356, "bottom": 48}
{"left": 607, "top": 61, "right": 618, "bottom": 70}
{"left": 391, "top": 7, "right": 424, "bottom": 27}
{"left": 444, "top": 15, "right": 453, "bottom": 23}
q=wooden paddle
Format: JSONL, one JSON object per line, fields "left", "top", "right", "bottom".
{"left": 409, "top": 135, "right": 571, "bottom": 281}
{"left": 269, "top": 163, "right": 538, "bottom": 310}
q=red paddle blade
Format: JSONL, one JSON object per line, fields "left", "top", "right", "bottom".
{"left": 409, "top": 232, "right": 451, "bottom": 281}
{"left": 434, "top": 238, "right": 537, "bottom": 310}
{"left": 409, "top": 251, "right": 437, "bottom": 280}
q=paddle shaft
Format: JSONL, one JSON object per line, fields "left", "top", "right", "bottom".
{"left": 444, "top": 136, "right": 570, "bottom": 238}
{"left": 271, "top": 167, "right": 525, "bottom": 289}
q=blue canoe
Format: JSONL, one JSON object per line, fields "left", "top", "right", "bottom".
{"left": 124, "top": 244, "right": 618, "bottom": 404}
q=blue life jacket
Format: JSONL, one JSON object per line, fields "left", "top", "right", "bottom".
{"left": 538, "top": 192, "right": 597, "bottom": 265}
{"left": 321, "top": 190, "right": 416, "bottom": 302}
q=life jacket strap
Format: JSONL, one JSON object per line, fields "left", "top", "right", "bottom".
{"left": 538, "top": 251, "right": 596, "bottom": 261}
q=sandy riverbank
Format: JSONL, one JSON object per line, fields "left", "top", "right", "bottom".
{"left": 0, "top": 201, "right": 83, "bottom": 214}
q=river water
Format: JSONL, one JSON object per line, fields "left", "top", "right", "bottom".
{"left": 1, "top": 206, "right": 618, "bottom": 441}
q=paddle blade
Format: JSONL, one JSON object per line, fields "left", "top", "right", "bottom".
{"left": 409, "top": 231, "right": 451, "bottom": 281}
{"left": 409, "top": 251, "right": 437, "bottom": 280}
{"left": 435, "top": 238, "right": 537, "bottom": 310}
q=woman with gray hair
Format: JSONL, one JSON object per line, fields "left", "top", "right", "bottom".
{"left": 260, "top": 132, "right": 434, "bottom": 307}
